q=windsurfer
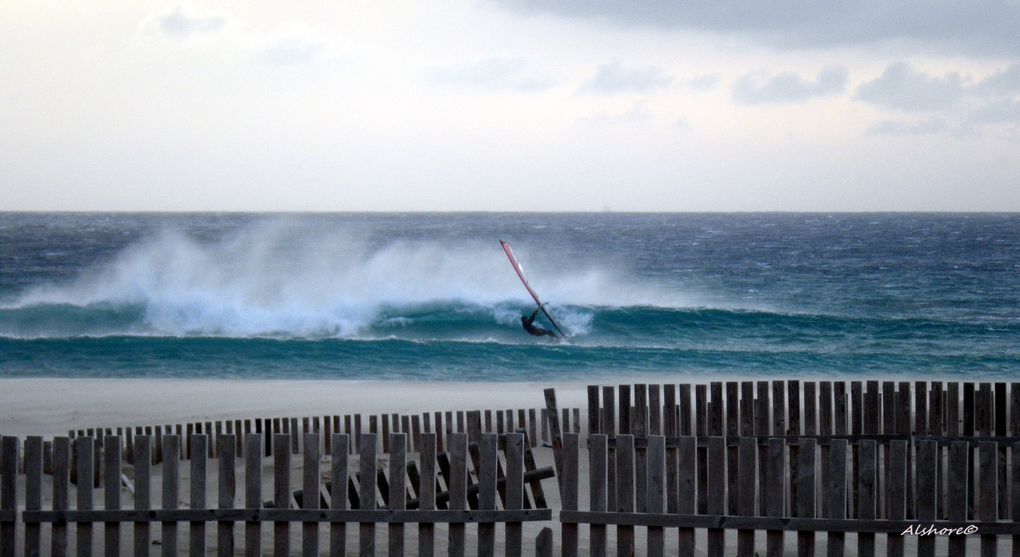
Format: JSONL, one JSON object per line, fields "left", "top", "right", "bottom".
{"left": 521, "top": 307, "right": 558, "bottom": 337}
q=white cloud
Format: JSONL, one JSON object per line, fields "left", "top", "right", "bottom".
{"left": 258, "top": 37, "right": 324, "bottom": 66}
{"left": 855, "top": 62, "right": 965, "bottom": 111}
{"left": 732, "top": 66, "right": 847, "bottom": 104}
{"left": 159, "top": 6, "right": 226, "bottom": 38}
{"left": 868, "top": 117, "right": 949, "bottom": 136}
{"left": 427, "top": 57, "right": 555, "bottom": 92}
{"left": 580, "top": 60, "right": 672, "bottom": 94}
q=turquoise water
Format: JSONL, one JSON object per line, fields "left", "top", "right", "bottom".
{"left": 1, "top": 213, "right": 1018, "bottom": 380}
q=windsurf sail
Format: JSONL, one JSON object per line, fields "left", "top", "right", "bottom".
{"left": 500, "top": 240, "right": 566, "bottom": 337}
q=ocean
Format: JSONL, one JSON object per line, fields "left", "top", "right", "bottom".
{"left": 1, "top": 212, "right": 1018, "bottom": 381}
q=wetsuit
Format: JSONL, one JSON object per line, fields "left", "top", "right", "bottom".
{"left": 521, "top": 308, "right": 557, "bottom": 337}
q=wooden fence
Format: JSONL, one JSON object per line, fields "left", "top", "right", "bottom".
{"left": 559, "top": 431, "right": 1020, "bottom": 556}
{"left": 48, "top": 407, "right": 582, "bottom": 468}
{"left": 0, "top": 432, "right": 553, "bottom": 556}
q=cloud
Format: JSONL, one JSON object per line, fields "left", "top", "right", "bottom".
{"left": 580, "top": 101, "right": 652, "bottom": 125}
{"left": 257, "top": 37, "right": 324, "bottom": 66}
{"left": 493, "top": 0, "right": 1020, "bottom": 56}
{"left": 855, "top": 62, "right": 965, "bottom": 111}
{"left": 580, "top": 60, "right": 672, "bottom": 94}
{"left": 686, "top": 74, "right": 721, "bottom": 91}
{"left": 968, "top": 99, "right": 1020, "bottom": 126}
{"left": 159, "top": 6, "right": 226, "bottom": 38}
{"left": 427, "top": 57, "right": 555, "bottom": 92}
{"left": 976, "top": 63, "right": 1020, "bottom": 94}
{"left": 732, "top": 66, "right": 848, "bottom": 104}
{"left": 868, "top": 117, "right": 949, "bottom": 136}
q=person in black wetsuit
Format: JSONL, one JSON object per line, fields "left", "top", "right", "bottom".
{"left": 521, "top": 307, "right": 558, "bottom": 337}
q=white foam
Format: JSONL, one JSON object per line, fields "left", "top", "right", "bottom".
{"left": 7, "top": 220, "right": 701, "bottom": 337}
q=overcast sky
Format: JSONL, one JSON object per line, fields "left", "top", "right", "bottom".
{"left": 2, "top": 1, "right": 1019, "bottom": 211}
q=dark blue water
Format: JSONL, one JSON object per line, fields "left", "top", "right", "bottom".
{"left": 2, "top": 213, "right": 1018, "bottom": 380}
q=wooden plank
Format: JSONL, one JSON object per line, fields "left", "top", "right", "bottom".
{"left": 634, "top": 384, "right": 648, "bottom": 515}
{"left": 948, "top": 382, "right": 961, "bottom": 435}
{"left": 646, "top": 435, "right": 665, "bottom": 557}
{"left": 535, "top": 527, "right": 553, "bottom": 557}
{"left": 562, "top": 433, "right": 580, "bottom": 557}
{"left": 796, "top": 438, "right": 816, "bottom": 557}
{"left": 604, "top": 386, "right": 617, "bottom": 513}
{"left": 707, "top": 436, "right": 726, "bottom": 557}
{"left": 133, "top": 436, "right": 149, "bottom": 557}
{"left": 708, "top": 382, "right": 723, "bottom": 435}
{"left": 736, "top": 437, "right": 756, "bottom": 557}
{"left": 649, "top": 384, "right": 662, "bottom": 436}
{"left": 616, "top": 434, "right": 635, "bottom": 557}
{"left": 663, "top": 385, "right": 679, "bottom": 517}
{"left": 302, "top": 434, "right": 320, "bottom": 557}
{"left": 948, "top": 441, "right": 969, "bottom": 557}
{"left": 726, "top": 382, "right": 740, "bottom": 516}
{"left": 387, "top": 434, "right": 405, "bottom": 557}
{"left": 72, "top": 437, "right": 94, "bottom": 557}
{"left": 529, "top": 409, "right": 538, "bottom": 447}
{"left": 756, "top": 381, "right": 770, "bottom": 517}
{"left": 766, "top": 438, "right": 785, "bottom": 557}
{"left": 918, "top": 440, "right": 939, "bottom": 549}
{"left": 544, "top": 388, "right": 564, "bottom": 482}
{"left": 161, "top": 436, "right": 179, "bottom": 557}
{"left": 190, "top": 435, "right": 207, "bottom": 557}
{"left": 679, "top": 435, "right": 696, "bottom": 557}
{"left": 25, "top": 437, "right": 42, "bottom": 557}
{"left": 1012, "top": 442, "right": 1020, "bottom": 557}
{"left": 273, "top": 434, "right": 290, "bottom": 557}
{"left": 447, "top": 433, "right": 468, "bottom": 557}
{"left": 417, "top": 434, "right": 435, "bottom": 557}
{"left": 244, "top": 434, "right": 262, "bottom": 557}
{"left": 833, "top": 381, "right": 847, "bottom": 435}
{"left": 620, "top": 384, "right": 633, "bottom": 435}
{"left": 505, "top": 433, "right": 524, "bottom": 557}
{"left": 477, "top": 434, "right": 497, "bottom": 557}
{"left": 788, "top": 380, "right": 801, "bottom": 518}
{"left": 330, "top": 434, "right": 350, "bottom": 557}
{"left": 826, "top": 438, "right": 846, "bottom": 557}
{"left": 218, "top": 435, "right": 236, "bottom": 557}
{"left": 978, "top": 441, "right": 997, "bottom": 557}
{"left": 359, "top": 433, "right": 377, "bottom": 557}
{"left": 804, "top": 382, "right": 817, "bottom": 435}
{"left": 51, "top": 438, "right": 71, "bottom": 557}
{"left": 885, "top": 440, "right": 906, "bottom": 557}
{"left": 678, "top": 384, "right": 692, "bottom": 435}
{"left": 589, "top": 434, "right": 608, "bottom": 557}
{"left": 588, "top": 386, "right": 601, "bottom": 435}
{"left": 856, "top": 440, "right": 876, "bottom": 557}
{"left": 996, "top": 383, "right": 1008, "bottom": 519}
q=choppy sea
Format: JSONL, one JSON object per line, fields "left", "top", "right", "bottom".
{"left": 1, "top": 213, "right": 1018, "bottom": 380}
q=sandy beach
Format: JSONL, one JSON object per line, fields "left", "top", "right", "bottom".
{"left": 0, "top": 379, "right": 596, "bottom": 438}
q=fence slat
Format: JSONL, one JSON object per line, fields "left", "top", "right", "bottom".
{"left": 304, "top": 434, "right": 321, "bottom": 557}
{"left": 218, "top": 434, "right": 236, "bottom": 557}
{"left": 331, "top": 434, "right": 350, "bottom": 557}
{"left": 615, "top": 434, "right": 635, "bottom": 557}
{"left": 948, "top": 441, "right": 969, "bottom": 557}
{"left": 245, "top": 434, "right": 262, "bottom": 557}
{"left": 646, "top": 436, "right": 665, "bottom": 557}
{"left": 161, "top": 436, "right": 179, "bottom": 557}
{"left": 737, "top": 437, "right": 756, "bottom": 557}
{"left": 505, "top": 433, "right": 524, "bottom": 557}
{"left": 766, "top": 438, "right": 785, "bottom": 557}
{"left": 857, "top": 440, "right": 876, "bottom": 557}
{"left": 796, "top": 438, "right": 816, "bottom": 557}
{"left": 826, "top": 438, "right": 846, "bottom": 557}
{"left": 359, "top": 433, "right": 377, "bottom": 557}
{"left": 25, "top": 437, "right": 42, "bottom": 557}
{"left": 562, "top": 433, "right": 580, "bottom": 557}
{"left": 677, "top": 436, "right": 696, "bottom": 557}
{"left": 917, "top": 440, "right": 937, "bottom": 557}
{"left": 72, "top": 437, "right": 93, "bottom": 557}
{"left": 447, "top": 433, "right": 468, "bottom": 557}
{"left": 190, "top": 435, "right": 206, "bottom": 557}
{"left": 133, "top": 437, "right": 149, "bottom": 557}
{"left": 886, "top": 440, "right": 906, "bottom": 557}
{"left": 979, "top": 441, "right": 998, "bottom": 557}
{"left": 589, "top": 434, "right": 608, "bottom": 557}
{"left": 388, "top": 434, "right": 405, "bottom": 557}
{"left": 707, "top": 437, "right": 726, "bottom": 557}
{"left": 1, "top": 438, "right": 18, "bottom": 557}
{"left": 51, "top": 437, "right": 72, "bottom": 557}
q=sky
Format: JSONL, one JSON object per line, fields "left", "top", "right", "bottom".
{"left": 1, "top": 1, "right": 1019, "bottom": 211}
